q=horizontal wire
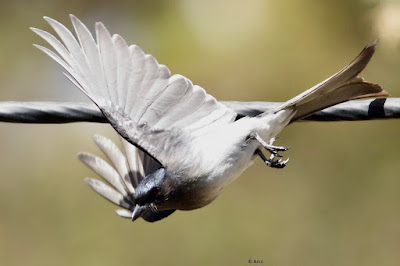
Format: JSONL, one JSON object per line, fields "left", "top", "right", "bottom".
{"left": 0, "top": 98, "right": 398, "bottom": 124}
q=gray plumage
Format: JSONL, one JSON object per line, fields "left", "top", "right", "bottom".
{"left": 32, "top": 15, "right": 388, "bottom": 222}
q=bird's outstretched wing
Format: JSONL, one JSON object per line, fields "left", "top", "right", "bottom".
{"left": 32, "top": 15, "right": 236, "bottom": 167}
{"left": 79, "top": 135, "right": 175, "bottom": 222}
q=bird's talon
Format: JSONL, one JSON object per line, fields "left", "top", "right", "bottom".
{"left": 268, "top": 157, "right": 290, "bottom": 169}
{"left": 253, "top": 133, "right": 289, "bottom": 168}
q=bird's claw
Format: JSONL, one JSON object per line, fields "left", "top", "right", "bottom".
{"left": 268, "top": 145, "right": 290, "bottom": 168}
{"left": 265, "top": 139, "right": 290, "bottom": 160}
{"left": 266, "top": 137, "right": 289, "bottom": 154}
{"left": 252, "top": 132, "right": 290, "bottom": 168}
{"left": 266, "top": 144, "right": 289, "bottom": 155}
{"left": 257, "top": 149, "right": 290, "bottom": 169}
{"left": 267, "top": 157, "right": 290, "bottom": 169}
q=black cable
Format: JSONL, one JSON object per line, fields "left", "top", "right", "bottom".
{"left": 0, "top": 98, "right": 398, "bottom": 124}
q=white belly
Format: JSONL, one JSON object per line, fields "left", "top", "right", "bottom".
{"left": 190, "top": 119, "right": 260, "bottom": 197}
{"left": 188, "top": 110, "right": 293, "bottom": 204}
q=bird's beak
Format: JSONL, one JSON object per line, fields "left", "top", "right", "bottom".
{"left": 131, "top": 204, "right": 146, "bottom": 221}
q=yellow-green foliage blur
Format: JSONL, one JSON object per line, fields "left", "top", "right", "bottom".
{"left": 1, "top": 0, "right": 400, "bottom": 265}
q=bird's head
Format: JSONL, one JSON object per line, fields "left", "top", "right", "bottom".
{"left": 132, "top": 168, "right": 180, "bottom": 221}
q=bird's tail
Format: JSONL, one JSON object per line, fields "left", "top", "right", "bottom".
{"left": 272, "top": 42, "right": 389, "bottom": 122}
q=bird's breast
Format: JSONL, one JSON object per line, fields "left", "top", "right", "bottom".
{"left": 183, "top": 119, "right": 260, "bottom": 204}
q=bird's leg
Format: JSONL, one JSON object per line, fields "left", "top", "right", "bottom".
{"left": 250, "top": 133, "right": 289, "bottom": 154}
{"left": 250, "top": 132, "right": 289, "bottom": 168}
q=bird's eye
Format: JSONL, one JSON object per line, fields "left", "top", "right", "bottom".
{"left": 150, "top": 187, "right": 161, "bottom": 199}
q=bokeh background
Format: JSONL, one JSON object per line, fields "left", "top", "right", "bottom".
{"left": 1, "top": 0, "right": 400, "bottom": 265}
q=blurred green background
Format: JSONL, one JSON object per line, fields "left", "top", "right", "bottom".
{"left": 1, "top": 0, "right": 400, "bottom": 265}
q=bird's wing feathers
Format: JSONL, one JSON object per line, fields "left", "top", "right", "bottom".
{"left": 118, "top": 135, "right": 162, "bottom": 184}
{"left": 272, "top": 42, "right": 389, "bottom": 121}
{"left": 32, "top": 15, "right": 236, "bottom": 167}
{"left": 92, "top": 135, "right": 136, "bottom": 194}
{"left": 79, "top": 135, "right": 172, "bottom": 222}
{"left": 83, "top": 177, "right": 131, "bottom": 209}
{"left": 78, "top": 152, "right": 130, "bottom": 198}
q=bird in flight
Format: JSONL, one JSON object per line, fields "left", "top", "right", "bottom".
{"left": 31, "top": 15, "right": 388, "bottom": 222}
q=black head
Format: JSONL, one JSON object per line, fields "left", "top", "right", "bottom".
{"left": 132, "top": 168, "right": 179, "bottom": 221}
